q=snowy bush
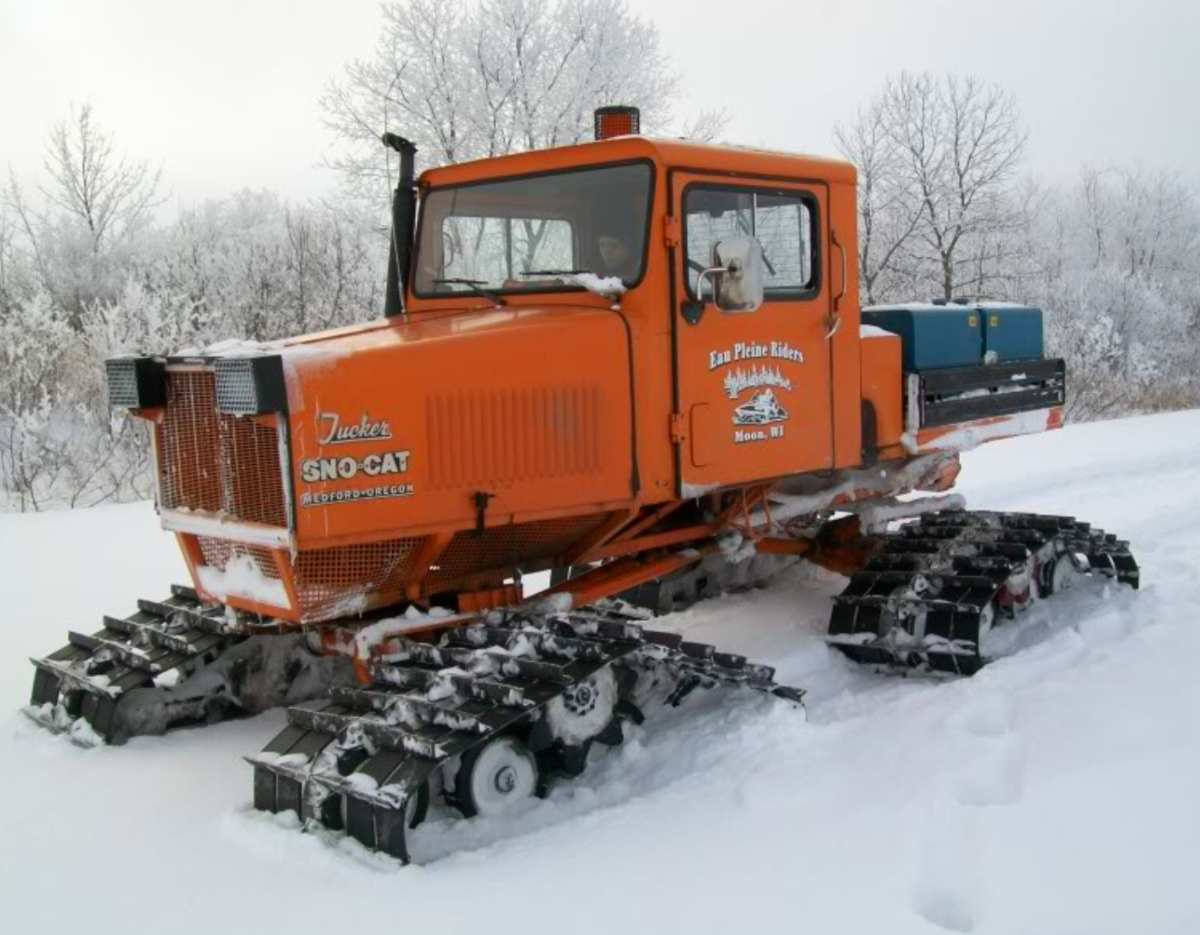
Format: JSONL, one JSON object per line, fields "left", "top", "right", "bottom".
{"left": 1029, "top": 168, "right": 1200, "bottom": 419}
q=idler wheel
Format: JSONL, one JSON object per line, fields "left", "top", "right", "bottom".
{"left": 455, "top": 736, "right": 539, "bottom": 818}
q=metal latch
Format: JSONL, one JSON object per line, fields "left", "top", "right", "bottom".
{"left": 669, "top": 412, "right": 687, "bottom": 444}
{"left": 663, "top": 216, "right": 681, "bottom": 248}
{"left": 472, "top": 491, "right": 495, "bottom": 535}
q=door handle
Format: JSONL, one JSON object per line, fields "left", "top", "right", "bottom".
{"left": 826, "top": 227, "right": 846, "bottom": 340}
{"left": 831, "top": 227, "right": 847, "bottom": 310}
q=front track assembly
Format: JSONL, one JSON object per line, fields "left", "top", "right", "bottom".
{"left": 27, "top": 585, "right": 234, "bottom": 741}
{"left": 249, "top": 602, "right": 804, "bottom": 863}
{"left": 827, "top": 510, "right": 1139, "bottom": 674}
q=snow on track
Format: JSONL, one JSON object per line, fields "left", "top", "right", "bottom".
{"left": 2, "top": 410, "right": 1199, "bottom": 933}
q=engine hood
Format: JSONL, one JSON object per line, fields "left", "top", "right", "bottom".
{"left": 274, "top": 305, "right": 636, "bottom": 545}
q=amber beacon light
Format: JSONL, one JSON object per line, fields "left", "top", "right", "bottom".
{"left": 594, "top": 105, "right": 640, "bottom": 140}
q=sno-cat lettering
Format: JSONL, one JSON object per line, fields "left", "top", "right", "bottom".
{"left": 300, "top": 451, "right": 410, "bottom": 483}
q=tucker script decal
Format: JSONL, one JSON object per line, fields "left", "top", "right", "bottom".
{"left": 318, "top": 410, "right": 393, "bottom": 445}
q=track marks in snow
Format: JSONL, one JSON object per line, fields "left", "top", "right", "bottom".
{"left": 912, "top": 693, "right": 1026, "bottom": 931}
{"left": 955, "top": 697, "right": 1024, "bottom": 808}
{"left": 913, "top": 805, "right": 982, "bottom": 933}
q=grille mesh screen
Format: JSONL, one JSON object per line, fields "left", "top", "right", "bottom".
{"left": 217, "top": 413, "right": 286, "bottom": 525}
{"left": 294, "top": 538, "right": 425, "bottom": 620}
{"left": 160, "top": 371, "right": 222, "bottom": 513}
{"left": 196, "top": 537, "right": 280, "bottom": 580}
{"left": 159, "top": 370, "right": 287, "bottom": 526}
{"left": 106, "top": 359, "right": 140, "bottom": 408}
{"left": 214, "top": 358, "right": 259, "bottom": 413}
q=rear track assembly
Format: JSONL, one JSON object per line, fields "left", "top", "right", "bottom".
{"left": 827, "top": 510, "right": 1139, "bottom": 674}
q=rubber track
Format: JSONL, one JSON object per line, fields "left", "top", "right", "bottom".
{"left": 248, "top": 603, "right": 805, "bottom": 863}
{"left": 27, "top": 585, "right": 232, "bottom": 741}
{"left": 827, "top": 509, "right": 1139, "bottom": 675}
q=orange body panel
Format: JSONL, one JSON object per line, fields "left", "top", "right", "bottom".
{"left": 283, "top": 306, "right": 634, "bottom": 544}
{"left": 859, "top": 331, "right": 904, "bottom": 451}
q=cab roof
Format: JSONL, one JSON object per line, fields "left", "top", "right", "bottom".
{"left": 418, "top": 135, "right": 857, "bottom": 189}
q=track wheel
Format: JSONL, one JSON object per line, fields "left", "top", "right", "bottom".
{"left": 1039, "top": 552, "right": 1085, "bottom": 598}
{"left": 977, "top": 602, "right": 996, "bottom": 641}
{"left": 455, "top": 736, "right": 539, "bottom": 818}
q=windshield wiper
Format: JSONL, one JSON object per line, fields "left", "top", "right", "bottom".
{"left": 522, "top": 268, "right": 627, "bottom": 301}
{"left": 433, "top": 278, "right": 506, "bottom": 306}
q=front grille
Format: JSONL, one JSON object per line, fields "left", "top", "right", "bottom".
{"left": 196, "top": 537, "right": 280, "bottom": 580}
{"left": 295, "top": 538, "right": 425, "bottom": 620}
{"left": 195, "top": 535, "right": 427, "bottom": 621}
{"left": 217, "top": 413, "right": 287, "bottom": 525}
{"left": 160, "top": 371, "right": 221, "bottom": 512}
{"left": 159, "top": 370, "right": 288, "bottom": 526}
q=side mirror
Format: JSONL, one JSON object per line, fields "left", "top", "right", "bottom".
{"left": 696, "top": 236, "right": 765, "bottom": 314}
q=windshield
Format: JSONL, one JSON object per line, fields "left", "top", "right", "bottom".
{"left": 414, "top": 162, "right": 653, "bottom": 297}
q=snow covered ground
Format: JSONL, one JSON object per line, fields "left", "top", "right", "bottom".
{"left": 2, "top": 410, "right": 1199, "bottom": 934}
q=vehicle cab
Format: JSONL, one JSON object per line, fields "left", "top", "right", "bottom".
{"left": 404, "top": 108, "right": 866, "bottom": 502}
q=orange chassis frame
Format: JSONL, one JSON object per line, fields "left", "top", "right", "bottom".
{"left": 300, "top": 446, "right": 966, "bottom": 684}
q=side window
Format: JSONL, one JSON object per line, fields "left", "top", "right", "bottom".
{"left": 441, "top": 216, "right": 574, "bottom": 284}
{"left": 684, "top": 187, "right": 816, "bottom": 298}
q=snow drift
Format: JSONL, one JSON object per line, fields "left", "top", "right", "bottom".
{"left": 2, "top": 409, "right": 1199, "bottom": 933}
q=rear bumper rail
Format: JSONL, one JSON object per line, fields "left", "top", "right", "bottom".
{"left": 908, "top": 358, "right": 1066, "bottom": 429}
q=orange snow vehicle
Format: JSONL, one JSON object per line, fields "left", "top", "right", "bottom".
{"left": 27, "top": 107, "right": 1137, "bottom": 862}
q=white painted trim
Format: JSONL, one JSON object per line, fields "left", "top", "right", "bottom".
{"left": 903, "top": 408, "right": 1055, "bottom": 455}
{"left": 904, "top": 372, "right": 922, "bottom": 435}
{"left": 275, "top": 411, "right": 294, "bottom": 534}
{"left": 160, "top": 509, "right": 294, "bottom": 548}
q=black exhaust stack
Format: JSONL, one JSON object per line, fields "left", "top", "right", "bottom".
{"left": 382, "top": 132, "right": 418, "bottom": 318}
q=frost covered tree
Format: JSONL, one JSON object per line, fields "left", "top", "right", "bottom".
{"left": 0, "top": 205, "right": 34, "bottom": 316}
{"left": 836, "top": 73, "right": 1027, "bottom": 303}
{"left": 6, "top": 103, "right": 163, "bottom": 323}
{"left": 145, "top": 192, "right": 384, "bottom": 344}
{"left": 834, "top": 97, "right": 922, "bottom": 305}
{"left": 320, "top": 0, "right": 725, "bottom": 199}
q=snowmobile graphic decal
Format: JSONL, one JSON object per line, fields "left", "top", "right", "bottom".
{"left": 732, "top": 388, "right": 789, "bottom": 425}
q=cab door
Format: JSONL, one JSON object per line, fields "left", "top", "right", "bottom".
{"left": 671, "top": 174, "right": 834, "bottom": 494}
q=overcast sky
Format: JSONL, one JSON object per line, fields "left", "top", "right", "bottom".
{"left": 2, "top": 0, "right": 1197, "bottom": 210}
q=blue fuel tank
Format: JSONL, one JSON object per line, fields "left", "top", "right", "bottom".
{"left": 978, "top": 304, "right": 1044, "bottom": 362}
{"left": 861, "top": 304, "right": 983, "bottom": 372}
